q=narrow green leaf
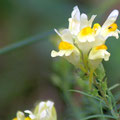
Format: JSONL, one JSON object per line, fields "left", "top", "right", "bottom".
{"left": 81, "top": 114, "right": 115, "bottom": 120}
{"left": 107, "top": 90, "right": 118, "bottom": 116}
{"left": 0, "top": 30, "right": 54, "bottom": 55}
{"left": 100, "top": 101, "right": 105, "bottom": 120}
{"left": 109, "top": 83, "right": 120, "bottom": 91}
{"left": 69, "top": 89, "right": 103, "bottom": 102}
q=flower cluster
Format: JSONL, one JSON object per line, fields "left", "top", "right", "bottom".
{"left": 51, "top": 6, "right": 120, "bottom": 71}
{"left": 13, "top": 101, "right": 57, "bottom": 120}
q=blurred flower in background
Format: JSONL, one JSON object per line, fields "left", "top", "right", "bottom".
{"left": 13, "top": 101, "right": 57, "bottom": 120}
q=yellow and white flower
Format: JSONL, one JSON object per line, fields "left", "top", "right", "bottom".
{"left": 25, "top": 101, "right": 57, "bottom": 120}
{"left": 51, "top": 29, "right": 81, "bottom": 67}
{"left": 100, "top": 9, "right": 120, "bottom": 40}
{"left": 88, "top": 45, "right": 110, "bottom": 69}
{"left": 68, "top": 6, "right": 97, "bottom": 54}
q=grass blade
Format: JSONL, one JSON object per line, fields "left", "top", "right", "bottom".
{"left": 69, "top": 89, "right": 103, "bottom": 102}
{"left": 0, "top": 30, "right": 54, "bottom": 55}
{"left": 109, "top": 83, "right": 120, "bottom": 91}
{"left": 81, "top": 114, "right": 115, "bottom": 120}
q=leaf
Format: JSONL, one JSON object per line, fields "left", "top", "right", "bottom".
{"left": 109, "top": 83, "right": 120, "bottom": 91}
{"left": 69, "top": 89, "right": 103, "bottom": 102}
{"left": 81, "top": 114, "right": 115, "bottom": 120}
{"left": 101, "top": 80, "right": 108, "bottom": 94}
{"left": 99, "top": 101, "right": 105, "bottom": 120}
{"left": 0, "top": 30, "right": 54, "bottom": 55}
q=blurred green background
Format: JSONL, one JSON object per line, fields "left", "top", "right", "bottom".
{"left": 0, "top": 0, "right": 120, "bottom": 120}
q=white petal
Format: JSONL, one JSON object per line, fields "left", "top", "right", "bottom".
{"left": 54, "top": 29, "right": 61, "bottom": 37}
{"left": 71, "top": 6, "right": 80, "bottom": 21}
{"left": 40, "top": 110, "right": 47, "bottom": 118}
{"left": 104, "top": 51, "right": 110, "bottom": 61}
{"left": 102, "top": 10, "right": 119, "bottom": 28}
{"left": 80, "top": 13, "right": 88, "bottom": 29}
{"left": 39, "top": 102, "right": 45, "bottom": 111}
{"left": 69, "top": 18, "right": 80, "bottom": 35}
{"left": 46, "top": 101, "right": 54, "bottom": 108}
{"left": 105, "top": 30, "right": 119, "bottom": 39}
{"left": 89, "top": 49, "right": 110, "bottom": 61}
{"left": 24, "top": 110, "right": 33, "bottom": 114}
{"left": 51, "top": 50, "right": 67, "bottom": 57}
{"left": 58, "top": 50, "right": 66, "bottom": 56}
{"left": 29, "top": 114, "right": 36, "bottom": 119}
{"left": 69, "top": 6, "right": 80, "bottom": 35}
{"left": 88, "top": 15, "right": 97, "bottom": 27}
{"left": 51, "top": 50, "right": 59, "bottom": 57}
{"left": 54, "top": 29, "right": 73, "bottom": 44}
{"left": 78, "top": 35, "right": 95, "bottom": 43}
{"left": 65, "top": 50, "right": 72, "bottom": 56}
{"left": 60, "top": 29, "right": 73, "bottom": 43}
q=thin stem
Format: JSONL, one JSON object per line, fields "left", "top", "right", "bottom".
{"left": 78, "top": 64, "right": 88, "bottom": 73}
{"left": 89, "top": 69, "right": 94, "bottom": 89}
{"left": 83, "top": 54, "right": 89, "bottom": 71}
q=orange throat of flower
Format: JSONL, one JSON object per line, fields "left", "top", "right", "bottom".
{"left": 93, "top": 23, "right": 101, "bottom": 33}
{"left": 108, "top": 23, "right": 117, "bottom": 32}
{"left": 58, "top": 41, "right": 74, "bottom": 50}
{"left": 78, "top": 27, "right": 93, "bottom": 37}
{"left": 95, "top": 44, "right": 108, "bottom": 50}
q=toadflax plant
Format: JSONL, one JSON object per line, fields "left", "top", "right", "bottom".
{"left": 51, "top": 6, "right": 120, "bottom": 120}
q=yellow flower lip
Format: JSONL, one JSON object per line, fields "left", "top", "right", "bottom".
{"left": 25, "top": 117, "right": 31, "bottom": 120}
{"left": 93, "top": 23, "right": 101, "bottom": 33}
{"left": 95, "top": 44, "right": 107, "bottom": 50}
{"left": 58, "top": 41, "right": 74, "bottom": 50}
{"left": 78, "top": 27, "right": 93, "bottom": 37}
{"left": 108, "top": 23, "right": 117, "bottom": 31}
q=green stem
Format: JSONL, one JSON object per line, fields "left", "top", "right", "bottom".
{"left": 83, "top": 54, "right": 89, "bottom": 71}
{"left": 78, "top": 64, "right": 88, "bottom": 73}
{"left": 89, "top": 69, "right": 94, "bottom": 89}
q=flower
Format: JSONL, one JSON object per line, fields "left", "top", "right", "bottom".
{"left": 68, "top": 6, "right": 97, "bottom": 54}
{"left": 88, "top": 44, "right": 110, "bottom": 69}
{"left": 25, "top": 100, "right": 57, "bottom": 120}
{"left": 13, "top": 111, "right": 31, "bottom": 120}
{"left": 51, "top": 6, "right": 119, "bottom": 71}
{"left": 51, "top": 29, "right": 81, "bottom": 67}
{"left": 100, "top": 10, "right": 120, "bottom": 40}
